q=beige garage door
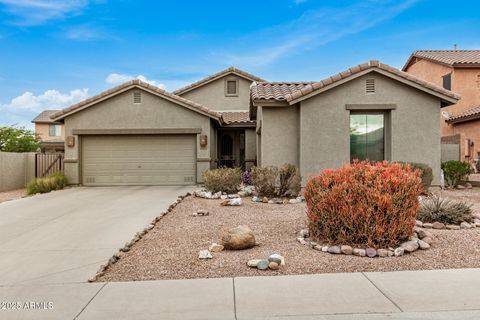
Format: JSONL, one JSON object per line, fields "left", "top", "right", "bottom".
{"left": 82, "top": 135, "right": 196, "bottom": 186}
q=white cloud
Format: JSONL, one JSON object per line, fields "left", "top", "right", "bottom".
{"left": 63, "top": 24, "right": 107, "bottom": 41}
{"left": 105, "top": 73, "right": 165, "bottom": 89}
{"left": 0, "top": 0, "right": 89, "bottom": 26}
{"left": 220, "top": 0, "right": 419, "bottom": 68}
{"left": 0, "top": 88, "right": 89, "bottom": 128}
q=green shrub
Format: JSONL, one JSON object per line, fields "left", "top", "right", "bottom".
{"left": 418, "top": 195, "right": 474, "bottom": 224}
{"left": 203, "top": 167, "right": 242, "bottom": 193}
{"left": 397, "top": 162, "right": 433, "bottom": 191}
{"left": 27, "top": 172, "right": 68, "bottom": 195}
{"left": 252, "top": 164, "right": 301, "bottom": 197}
{"left": 441, "top": 160, "right": 472, "bottom": 187}
{"left": 305, "top": 160, "right": 422, "bottom": 248}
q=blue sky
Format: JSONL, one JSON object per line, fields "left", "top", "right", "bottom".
{"left": 0, "top": 0, "right": 479, "bottom": 128}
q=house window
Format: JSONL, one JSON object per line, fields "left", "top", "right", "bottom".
{"left": 225, "top": 80, "right": 238, "bottom": 96}
{"left": 49, "top": 124, "right": 62, "bottom": 137}
{"left": 350, "top": 113, "right": 384, "bottom": 162}
{"left": 442, "top": 73, "right": 452, "bottom": 90}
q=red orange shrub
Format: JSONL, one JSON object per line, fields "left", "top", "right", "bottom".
{"left": 304, "top": 160, "right": 422, "bottom": 248}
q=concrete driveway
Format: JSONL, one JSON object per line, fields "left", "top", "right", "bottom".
{"left": 0, "top": 186, "right": 192, "bottom": 285}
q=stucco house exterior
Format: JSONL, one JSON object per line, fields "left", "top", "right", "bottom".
{"left": 50, "top": 60, "right": 458, "bottom": 186}
{"left": 403, "top": 50, "right": 480, "bottom": 162}
{"left": 32, "top": 110, "right": 65, "bottom": 152}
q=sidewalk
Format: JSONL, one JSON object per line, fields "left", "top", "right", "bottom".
{"left": 0, "top": 268, "right": 479, "bottom": 319}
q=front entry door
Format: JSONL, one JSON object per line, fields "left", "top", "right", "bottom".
{"left": 219, "top": 133, "right": 235, "bottom": 167}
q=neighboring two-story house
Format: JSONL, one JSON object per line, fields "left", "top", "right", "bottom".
{"left": 32, "top": 110, "right": 65, "bottom": 152}
{"left": 403, "top": 50, "right": 480, "bottom": 162}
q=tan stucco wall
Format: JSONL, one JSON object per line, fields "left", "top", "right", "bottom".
{"left": 35, "top": 123, "right": 65, "bottom": 142}
{"left": 245, "top": 128, "right": 256, "bottom": 170}
{"left": 63, "top": 88, "right": 213, "bottom": 184}
{"left": 0, "top": 152, "right": 36, "bottom": 191}
{"left": 180, "top": 75, "right": 253, "bottom": 111}
{"left": 261, "top": 105, "right": 300, "bottom": 167}
{"left": 300, "top": 73, "right": 442, "bottom": 185}
{"left": 405, "top": 59, "right": 480, "bottom": 160}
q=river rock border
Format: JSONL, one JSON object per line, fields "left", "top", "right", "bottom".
{"left": 416, "top": 215, "right": 480, "bottom": 230}
{"left": 88, "top": 191, "right": 191, "bottom": 282}
{"left": 297, "top": 228, "right": 432, "bottom": 258}
{"left": 194, "top": 185, "right": 304, "bottom": 204}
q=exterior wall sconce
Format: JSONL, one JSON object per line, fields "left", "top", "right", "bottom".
{"left": 200, "top": 134, "right": 208, "bottom": 148}
{"left": 66, "top": 136, "right": 75, "bottom": 148}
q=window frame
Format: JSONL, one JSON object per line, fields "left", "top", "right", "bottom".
{"left": 224, "top": 79, "right": 239, "bottom": 97}
{"left": 49, "top": 124, "right": 62, "bottom": 137}
{"left": 349, "top": 111, "right": 390, "bottom": 163}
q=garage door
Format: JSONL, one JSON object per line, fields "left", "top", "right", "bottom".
{"left": 82, "top": 135, "right": 196, "bottom": 186}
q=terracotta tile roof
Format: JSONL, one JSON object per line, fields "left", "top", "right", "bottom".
{"left": 32, "top": 110, "right": 61, "bottom": 123}
{"left": 221, "top": 111, "right": 254, "bottom": 125}
{"left": 446, "top": 105, "right": 480, "bottom": 124}
{"left": 251, "top": 60, "right": 459, "bottom": 104}
{"left": 250, "top": 82, "right": 314, "bottom": 102}
{"left": 403, "top": 50, "right": 480, "bottom": 70}
{"left": 50, "top": 80, "right": 222, "bottom": 122}
{"left": 173, "top": 67, "right": 265, "bottom": 95}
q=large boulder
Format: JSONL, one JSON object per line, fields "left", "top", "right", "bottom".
{"left": 221, "top": 225, "right": 256, "bottom": 250}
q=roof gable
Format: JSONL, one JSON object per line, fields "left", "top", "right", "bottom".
{"left": 403, "top": 50, "right": 480, "bottom": 70}
{"left": 251, "top": 60, "right": 459, "bottom": 107}
{"left": 173, "top": 67, "right": 265, "bottom": 96}
{"left": 32, "top": 110, "right": 61, "bottom": 123}
{"left": 51, "top": 80, "right": 222, "bottom": 122}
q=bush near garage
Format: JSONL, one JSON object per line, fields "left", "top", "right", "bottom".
{"left": 203, "top": 167, "right": 242, "bottom": 194}
{"left": 251, "top": 164, "right": 301, "bottom": 198}
{"left": 418, "top": 195, "right": 474, "bottom": 225}
{"left": 304, "top": 160, "right": 422, "bottom": 248}
{"left": 27, "top": 172, "right": 68, "bottom": 195}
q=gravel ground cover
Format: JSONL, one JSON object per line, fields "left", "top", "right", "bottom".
{"left": 98, "top": 189, "right": 480, "bottom": 282}
{"left": 0, "top": 188, "right": 26, "bottom": 204}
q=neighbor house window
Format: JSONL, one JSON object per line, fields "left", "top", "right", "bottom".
{"left": 442, "top": 73, "right": 452, "bottom": 90}
{"left": 225, "top": 80, "right": 238, "bottom": 96}
{"left": 350, "top": 113, "right": 384, "bottom": 162}
{"left": 49, "top": 124, "right": 62, "bottom": 137}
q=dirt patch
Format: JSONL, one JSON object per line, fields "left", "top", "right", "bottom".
{"left": 0, "top": 189, "right": 26, "bottom": 204}
{"left": 98, "top": 188, "right": 480, "bottom": 282}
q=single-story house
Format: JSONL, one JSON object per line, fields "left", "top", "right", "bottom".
{"left": 50, "top": 60, "right": 459, "bottom": 186}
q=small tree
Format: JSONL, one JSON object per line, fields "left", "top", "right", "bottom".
{"left": 0, "top": 126, "right": 41, "bottom": 152}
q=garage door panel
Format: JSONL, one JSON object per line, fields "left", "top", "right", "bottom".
{"left": 82, "top": 135, "right": 196, "bottom": 186}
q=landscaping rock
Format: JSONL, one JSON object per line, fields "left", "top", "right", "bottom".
{"left": 221, "top": 225, "right": 256, "bottom": 250}
{"left": 247, "top": 259, "right": 262, "bottom": 267}
{"left": 193, "top": 209, "right": 209, "bottom": 216}
{"left": 298, "top": 229, "right": 309, "bottom": 238}
{"left": 220, "top": 195, "right": 228, "bottom": 200}
{"left": 252, "top": 196, "right": 262, "bottom": 202}
{"left": 415, "top": 220, "right": 423, "bottom": 227}
{"left": 411, "top": 232, "right": 418, "bottom": 240}
{"left": 268, "top": 200, "right": 274, "bottom": 204}
{"left": 209, "top": 243, "right": 224, "bottom": 252}
{"left": 418, "top": 240, "right": 430, "bottom": 250}
{"left": 237, "top": 191, "right": 247, "bottom": 198}
{"left": 377, "top": 249, "right": 389, "bottom": 257}
{"left": 199, "top": 250, "right": 212, "bottom": 259}
{"left": 456, "top": 185, "right": 466, "bottom": 190}
{"left": 423, "top": 223, "right": 433, "bottom": 229}
{"left": 353, "top": 248, "right": 366, "bottom": 257}
{"left": 327, "top": 246, "right": 341, "bottom": 254}
{"left": 401, "top": 240, "right": 419, "bottom": 253}
{"left": 422, "top": 236, "right": 434, "bottom": 245}
{"left": 289, "top": 199, "right": 298, "bottom": 204}
{"left": 446, "top": 224, "right": 460, "bottom": 230}
{"left": 321, "top": 246, "right": 329, "bottom": 252}
{"left": 432, "top": 222, "right": 446, "bottom": 229}
{"left": 297, "top": 237, "right": 307, "bottom": 245}
{"left": 268, "top": 262, "right": 279, "bottom": 270}
{"left": 268, "top": 254, "right": 285, "bottom": 266}
{"left": 394, "top": 247, "right": 405, "bottom": 257}
{"left": 272, "top": 198, "right": 283, "bottom": 204}
{"left": 465, "top": 183, "right": 473, "bottom": 189}
{"left": 460, "top": 222, "right": 472, "bottom": 229}
{"left": 366, "top": 248, "right": 377, "bottom": 258}
{"left": 417, "top": 229, "right": 432, "bottom": 239}
{"left": 341, "top": 245, "right": 353, "bottom": 255}
{"left": 257, "top": 260, "right": 269, "bottom": 270}
{"left": 221, "top": 198, "right": 242, "bottom": 206}
{"left": 262, "top": 197, "right": 269, "bottom": 203}
{"left": 313, "top": 245, "right": 322, "bottom": 251}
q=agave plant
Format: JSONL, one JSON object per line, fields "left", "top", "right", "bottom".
{"left": 418, "top": 195, "right": 474, "bottom": 224}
